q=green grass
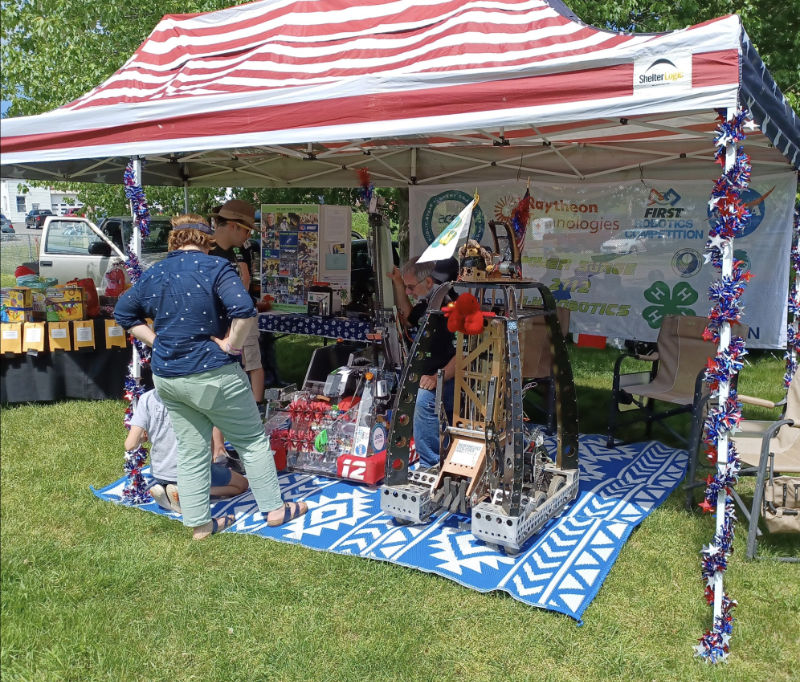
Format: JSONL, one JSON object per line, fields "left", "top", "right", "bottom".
{"left": 2, "top": 343, "right": 798, "bottom": 680}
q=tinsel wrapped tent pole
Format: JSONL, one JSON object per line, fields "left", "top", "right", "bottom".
{"left": 785, "top": 206, "right": 800, "bottom": 389}
{"left": 693, "top": 110, "right": 751, "bottom": 663}
{"left": 121, "top": 158, "right": 153, "bottom": 504}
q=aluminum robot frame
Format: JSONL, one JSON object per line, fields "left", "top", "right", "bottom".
{"left": 380, "top": 280, "right": 580, "bottom": 553}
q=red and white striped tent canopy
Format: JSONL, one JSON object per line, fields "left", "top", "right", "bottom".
{"left": 1, "top": 0, "right": 798, "bottom": 187}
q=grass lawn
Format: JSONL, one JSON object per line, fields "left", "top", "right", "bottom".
{"left": 1, "top": 341, "right": 798, "bottom": 680}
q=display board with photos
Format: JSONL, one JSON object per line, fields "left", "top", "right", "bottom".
{"left": 260, "top": 204, "right": 351, "bottom": 312}
{"left": 260, "top": 205, "right": 319, "bottom": 310}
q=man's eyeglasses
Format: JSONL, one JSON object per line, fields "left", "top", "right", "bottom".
{"left": 404, "top": 278, "right": 423, "bottom": 292}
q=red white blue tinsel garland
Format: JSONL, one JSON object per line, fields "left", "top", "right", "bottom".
{"left": 123, "top": 448, "right": 149, "bottom": 503}
{"left": 695, "top": 110, "right": 752, "bottom": 663}
{"left": 785, "top": 204, "right": 800, "bottom": 388}
{"left": 120, "top": 161, "right": 152, "bottom": 504}
{"left": 123, "top": 161, "right": 151, "bottom": 240}
{"left": 357, "top": 168, "right": 374, "bottom": 208}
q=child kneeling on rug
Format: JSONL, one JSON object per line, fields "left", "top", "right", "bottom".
{"left": 125, "top": 388, "right": 249, "bottom": 513}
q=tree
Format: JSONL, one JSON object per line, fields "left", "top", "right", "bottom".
{"left": 1, "top": 1, "right": 236, "bottom": 117}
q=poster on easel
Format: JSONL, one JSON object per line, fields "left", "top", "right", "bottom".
{"left": 260, "top": 205, "right": 320, "bottom": 311}
{"left": 318, "top": 205, "right": 352, "bottom": 311}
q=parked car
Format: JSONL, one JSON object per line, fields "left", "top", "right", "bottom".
{"left": 0, "top": 213, "right": 17, "bottom": 241}
{"left": 1, "top": 214, "right": 14, "bottom": 232}
{"left": 600, "top": 230, "right": 649, "bottom": 255}
{"left": 25, "top": 208, "right": 54, "bottom": 229}
{"left": 36, "top": 216, "right": 171, "bottom": 293}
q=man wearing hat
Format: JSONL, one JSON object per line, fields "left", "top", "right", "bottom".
{"left": 388, "top": 256, "right": 459, "bottom": 468}
{"left": 209, "top": 200, "right": 265, "bottom": 407}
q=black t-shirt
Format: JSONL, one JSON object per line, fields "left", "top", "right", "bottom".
{"left": 211, "top": 243, "right": 255, "bottom": 301}
{"left": 408, "top": 298, "right": 455, "bottom": 376}
{"left": 210, "top": 243, "right": 251, "bottom": 271}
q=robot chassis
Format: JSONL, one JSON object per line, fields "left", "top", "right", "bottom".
{"left": 380, "top": 279, "right": 580, "bottom": 554}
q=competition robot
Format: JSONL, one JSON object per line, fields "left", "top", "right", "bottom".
{"left": 380, "top": 199, "right": 580, "bottom": 553}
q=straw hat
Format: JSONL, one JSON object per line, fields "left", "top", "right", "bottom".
{"left": 211, "top": 199, "right": 256, "bottom": 229}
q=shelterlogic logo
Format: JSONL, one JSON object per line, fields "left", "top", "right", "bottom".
{"left": 634, "top": 55, "right": 691, "bottom": 90}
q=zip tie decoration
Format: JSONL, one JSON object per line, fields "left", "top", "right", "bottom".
{"left": 695, "top": 109, "right": 752, "bottom": 663}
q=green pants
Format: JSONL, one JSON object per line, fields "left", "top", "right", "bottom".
{"left": 153, "top": 362, "right": 282, "bottom": 528}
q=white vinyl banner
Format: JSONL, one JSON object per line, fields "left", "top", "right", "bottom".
{"left": 410, "top": 173, "right": 797, "bottom": 348}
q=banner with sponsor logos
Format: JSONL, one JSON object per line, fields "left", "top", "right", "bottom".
{"left": 410, "top": 173, "right": 797, "bottom": 348}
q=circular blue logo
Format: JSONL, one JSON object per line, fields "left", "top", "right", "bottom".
{"left": 707, "top": 187, "right": 770, "bottom": 238}
{"left": 421, "top": 190, "right": 485, "bottom": 246}
{"left": 671, "top": 248, "right": 702, "bottom": 278}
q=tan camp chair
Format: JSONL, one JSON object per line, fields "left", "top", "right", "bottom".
{"left": 607, "top": 315, "right": 731, "bottom": 451}
{"left": 518, "top": 306, "right": 570, "bottom": 433}
{"left": 729, "top": 371, "right": 800, "bottom": 561}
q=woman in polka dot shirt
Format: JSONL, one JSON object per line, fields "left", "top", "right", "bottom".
{"left": 115, "top": 214, "right": 308, "bottom": 539}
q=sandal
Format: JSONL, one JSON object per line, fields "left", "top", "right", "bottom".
{"left": 193, "top": 514, "right": 236, "bottom": 540}
{"left": 267, "top": 501, "right": 308, "bottom": 527}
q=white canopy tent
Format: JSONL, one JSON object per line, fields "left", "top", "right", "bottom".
{"left": 1, "top": 0, "right": 798, "bottom": 659}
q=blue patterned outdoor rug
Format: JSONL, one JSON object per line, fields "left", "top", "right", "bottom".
{"left": 93, "top": 434, "right": 687, "bottom": 622}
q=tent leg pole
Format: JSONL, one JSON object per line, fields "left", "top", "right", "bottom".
{"left": 130, "top": 156, "right": 143, "bottom": 388}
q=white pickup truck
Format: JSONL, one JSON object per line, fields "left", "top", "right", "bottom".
{"left": 38, "top": 215, "right": 171, "bottom": 292}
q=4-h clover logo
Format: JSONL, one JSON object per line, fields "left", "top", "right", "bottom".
{"left": 641, "top": 281, "right": 698, "bottom": 329}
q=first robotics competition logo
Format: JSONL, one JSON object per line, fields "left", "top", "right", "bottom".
{"left": 634, "top": 188, "right": 702, "bottom": 241}
{"left": 422, "top": 190, "right": 486, "bottom": 246}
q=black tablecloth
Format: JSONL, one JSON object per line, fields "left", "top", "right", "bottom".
{"left": 1, "top": 320, "right": 132, "bottom": 403}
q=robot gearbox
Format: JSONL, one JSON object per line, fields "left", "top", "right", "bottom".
{"left": 380, "top": 280, "right": 579, "bottom": 553}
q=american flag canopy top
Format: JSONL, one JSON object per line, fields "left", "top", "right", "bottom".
{"left": 52, "top": 0, "right": 649, "bottom": 111}
{"left": 1, "top": 0, "right": 798, "bottom": 181}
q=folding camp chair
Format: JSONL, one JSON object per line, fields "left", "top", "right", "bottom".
{"left": 728, "top": 371, "right": 800, "bottom": 561}
{"left": 606, "top": 315, "right": 735, "bottom": 451}
{"left": 519, "top": 306, "right": 570, "bottom": 433}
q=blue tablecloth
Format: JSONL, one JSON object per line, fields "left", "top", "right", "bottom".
{"left": 258, "top": 312, "right": 372, "bottom": 342}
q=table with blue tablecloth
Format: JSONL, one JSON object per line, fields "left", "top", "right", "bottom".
{"left": 258, "top": 312, "right": 372, "bottom": 342}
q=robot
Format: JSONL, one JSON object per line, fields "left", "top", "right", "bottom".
{"left": 379, "top": 256, "right": 579, "bottom": 553}
{"left": 280, "top": 201, "right": 406, "bottom": 484}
